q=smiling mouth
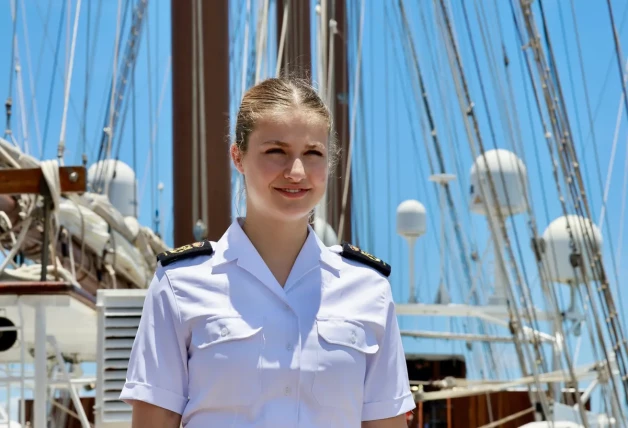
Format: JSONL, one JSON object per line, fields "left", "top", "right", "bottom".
{"left": 275, "top": 188, "right": 311, "bottom": 198}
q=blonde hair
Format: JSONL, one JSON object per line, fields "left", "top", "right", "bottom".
{"left": 234, "top": 76, "right": 339, "bottom": 169}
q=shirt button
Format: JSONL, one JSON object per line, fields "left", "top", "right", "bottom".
{"left": 284, "top": 386, "right": 292, "bottom": 395}
{"left": 286, "top": 343, "right": 294, "bottom": 351}
{"left": 220, "top": 327, "right": 229, "bottom": 337}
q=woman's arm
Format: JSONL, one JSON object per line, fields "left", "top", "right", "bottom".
{"left": 131, "top": 400, "right": 182, "bottom": 428}
{"left": 362, "top": 414, "right": 407, "bottom": 428}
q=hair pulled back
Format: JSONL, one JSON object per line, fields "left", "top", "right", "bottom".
{"left": 233, "top": 76, "right": 338, "bottom": 169}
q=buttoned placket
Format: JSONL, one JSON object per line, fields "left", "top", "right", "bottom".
{"left": 215, "top": 220, "right": 345, "bottom": 426}
{"left": 281, "top": 299, "right": 301, "bottom": 426}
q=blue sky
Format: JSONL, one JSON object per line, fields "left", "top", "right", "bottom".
{"left": 1, "top": 0, "right": 628, "bottom": 415}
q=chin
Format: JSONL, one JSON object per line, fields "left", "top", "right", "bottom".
{"left": 267, "top": 204, "right": 316, "bottom": 223}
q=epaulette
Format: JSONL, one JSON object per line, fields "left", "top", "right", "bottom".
{"left": 340, "top": 242, "right": 391, "bottom": 277}
{"left": 157, "top": 240, "right": 214, "bottom": 267}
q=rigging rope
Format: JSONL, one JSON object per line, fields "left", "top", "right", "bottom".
{"left": 599, "top": 59, "right": 628, "bottom": 233}
{"left": 459, "top": 1, "right": 581, "bottom": 408}
{"left": 4, "top": 0, "right": 19, "bottom": 139}
{"left": 191, "top": 0, "right": 199, "bottom": 233}
{"left": 197, "top": 0, "right": 209, "bottom": 236}
{"left": 534, "top": 3, "right": 628, "bottom": 412}
{"left": 81, "top": 0, "right": 92, "bottom": 165}
{"left": 606, "top": 0, "right": 628, "bottom": 122}
{"left": 41, "top": 0, "right": 67, "bottom": 157}
{"left": 515, "top": 0, "right": 628, "bottom": 415}
{"left": 275, "top": 0, "right": 289, "bottom": 77}
{"left": 254, "top": 0, "right": 269, "bottom": 83}
{"left": 434, "top": 0, "right": 555, "bottom": 418}
{"left": 132, "top": 50, "right": 138, "bottom": 218}
{"left": 616, "top": 136, "right": 628, "bottom": 266}
{"left": 396, "top": 0, "right": 500, "bottom": 386}
{"left": 562, "top": 0, "right": 624, "bottom": 331}
{"left": 58, "top": 0, "right": 83, "bottom": 164}
{"left": 103, "top": 0, "right": 124, "bottom": 195}
{"left": 18, "top": 0, "right": 42, "bottom": 156}
{"left": 14, "top": 44, "right": 30, "bottom": 154}
{"left": 469, "top": 0, "right": 564, "bottom": 389}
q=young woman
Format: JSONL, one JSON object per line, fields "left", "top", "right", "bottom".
{"left": 120, "top": 77, "right": 415, "bottom": 427}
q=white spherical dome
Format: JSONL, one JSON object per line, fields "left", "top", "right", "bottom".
{"left": 87, "top": 160, "right": 138, "bottom": 218}
{"left": 541, "top": 215, "right": 603, "bottom": 285}
{"left": 313, "top": 217, "right": 338, "bottom": 246}
{"left": 469, "top": 149, "right": 528, "bottom": 217}
{"left": 396, "top": 200, "right": 426, "bottom": 238}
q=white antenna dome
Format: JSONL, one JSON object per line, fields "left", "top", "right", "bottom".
{"left": 313, "top": 217, "right": 338, "bottom": 247}
{"left": 541, "top": 215, "right": 603, "bottom": 285}
{"left": 469, "top": 149, "right": 527, "bottom": 217}
{"left": 396, "top": 199, "right": 427, "bottom": 238}
{"left": 87, "top": 160, "right": 137, "bottom": 218}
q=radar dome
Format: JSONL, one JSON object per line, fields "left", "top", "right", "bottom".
{"left": 396, "top": 200, "right": 426, "bottom": 238}
{"left": 541, "top": 215, "right": 603, "bottom": 285}
{"left": 87, "top": 160, "right": 137, "bottom": 218}
{"left": 469, "top": 149, "right": 527, "bottom": 217}
{"left": 313, "top": 217, "right": 338, "bottom": 246}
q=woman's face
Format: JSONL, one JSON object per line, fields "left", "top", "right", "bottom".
{"left": 231, "top": 108, "right": 329, "bottom": 223}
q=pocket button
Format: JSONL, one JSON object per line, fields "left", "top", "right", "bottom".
{"left": 220, "top": 327, "right": 229, "bottom": 337}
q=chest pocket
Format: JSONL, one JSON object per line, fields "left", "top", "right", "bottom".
{"left": 311, "top": 318, "right": 379, "bottom": 409}
{"left": 188, "top": 315, "right": 264, "bottom": 409}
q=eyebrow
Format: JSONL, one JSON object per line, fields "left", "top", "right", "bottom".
{"left": 262, "top": 140, "right": 325, "bottom": 149}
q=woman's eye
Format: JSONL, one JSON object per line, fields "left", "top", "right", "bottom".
{"left": 266, "top": 148, "right": 284, "bottom": 154}
{"left": 306, "top": 150, "right": 324, "bottom": 156}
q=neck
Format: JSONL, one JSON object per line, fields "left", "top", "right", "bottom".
{"left": 240, "top": 210, "right": 310, "bottom": 285}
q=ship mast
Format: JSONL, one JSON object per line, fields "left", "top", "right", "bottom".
{"left": 171, "top": 0, "right": 231, "bottom": 245}
{"left": 277, "top": 0, "right": 311, "bottom": 78}
{"left": 276, "top": 0, "right": 352, "bottom": 243}
{"left": 327, "top": 0, "right": 352, "bottom": 243}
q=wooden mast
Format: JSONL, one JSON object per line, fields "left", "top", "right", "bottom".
{"left": 171, "top": 0, "right": 231, "bottom": 246}
{"left": 277, "top": 0, "right": 312, "bottom": 78}
{"left": 328, "top": 0, "right": 352, "bottom": 243}
{"left": 277, "top": 0, "right": 352, "bottom": 243}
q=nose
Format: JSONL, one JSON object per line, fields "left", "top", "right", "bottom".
{"left": 285, "top": 157, "right": 306, "bottom": 181}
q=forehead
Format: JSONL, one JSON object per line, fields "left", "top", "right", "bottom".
{"left": 248, "top": 109, "right": 329, "bottom": 146}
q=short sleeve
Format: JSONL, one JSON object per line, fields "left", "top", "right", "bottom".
{"left": 119, "top": 267, "right": 189, "bottom": 415}
{"left": 362, "top": 285, "right": 416, "bottom": 421}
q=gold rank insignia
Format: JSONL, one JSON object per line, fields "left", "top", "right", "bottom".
{"left": 340, "top": 242, "right": 391, "bottom": 277}
{"left": 157, "top": 240, "right": 214, "bottom": 267}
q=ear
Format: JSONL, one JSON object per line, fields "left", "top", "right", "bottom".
{"left": 230, "top": 144, "right": 245, "bottom": 174}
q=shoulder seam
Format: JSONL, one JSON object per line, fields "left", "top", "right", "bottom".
{"left": 163, "top": 269, "right": 183, "bottom": 326}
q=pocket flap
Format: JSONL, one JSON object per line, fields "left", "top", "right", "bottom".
{"left": 316, "top": 319, "right": 379, "bottom": 354}
{"left": 196, "top": 316, "right": 263, "bottom": 349}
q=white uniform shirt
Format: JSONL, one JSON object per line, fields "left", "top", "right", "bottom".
{"left": 120, "top": 219, "right": 415, "bottom": 427}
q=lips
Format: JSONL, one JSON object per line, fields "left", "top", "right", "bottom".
{"left": 274, "top": 187, "right": 311, "bottom": 198}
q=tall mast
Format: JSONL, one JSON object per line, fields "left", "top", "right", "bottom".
{"left": 327, "top": 0, "right": 352, "bottom": 243}
{"left": 277, "top": 0, "right": 312, "bottom": 77}
{"left": 277, "top": 0, "right": 352, "bottom": 243}
{"left": 171, "top": 0, "right": 231, "bottom": 246}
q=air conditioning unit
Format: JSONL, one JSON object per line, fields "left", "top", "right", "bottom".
{"left": 95, "top": 289, "right": 147, "bottom": 428}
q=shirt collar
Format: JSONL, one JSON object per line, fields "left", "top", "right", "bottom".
{"left": 211, "top": 218, "right": 342, "bottom": 291}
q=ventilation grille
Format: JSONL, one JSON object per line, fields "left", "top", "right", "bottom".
{"left": 96, "top": 289, "right": 147, "bottom": 426}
